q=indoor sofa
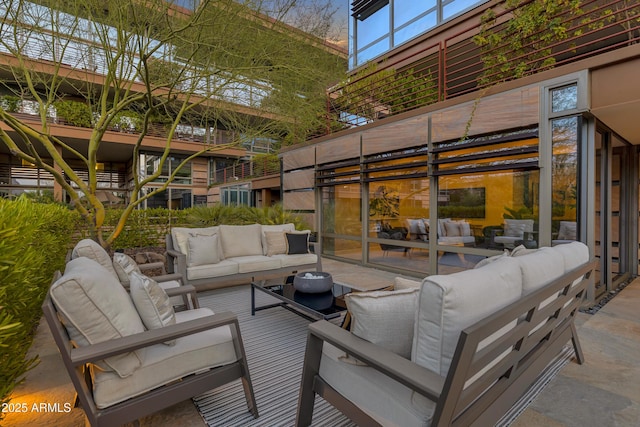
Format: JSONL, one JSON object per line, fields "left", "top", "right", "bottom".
{"left": 166, "top": 223, "right": 320, "bottom": 291}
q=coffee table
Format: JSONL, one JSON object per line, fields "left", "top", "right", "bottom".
{"left": 251, "top": 275, "right": 353, "bottom": 322}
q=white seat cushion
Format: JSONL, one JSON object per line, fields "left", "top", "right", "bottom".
{"left": 550, "top": 241, "right": 589, "bottom": 272}
{"left": 270, "top": 253, "right": 317, "bottom": 268}
{"left": 228, "top": 255, "right": 282, "bottom": 273}
{"left": 412, "top": 256, "right": 523, "bottom": 376}
{"left": 186, "top": 259, "right": 239, "bottom": 281}
{"left": 319, "top": 342, "right": 435, "bottom": 427}
{"left": 91, "top": 308, "right": 237, "bottom": 409}
{"left": 51, "top": 257, "right": 145, "bottom": 378}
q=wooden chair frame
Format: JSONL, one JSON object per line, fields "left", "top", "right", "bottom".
{"left": 43, "top": 275, "right": 258, "bottom": 426}
{"left": 296, "top": 260, "right": 596, "bottom": 427}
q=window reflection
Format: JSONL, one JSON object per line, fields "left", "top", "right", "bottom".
{"left": 551, "top": 116, "right": 579, "bottom": 244}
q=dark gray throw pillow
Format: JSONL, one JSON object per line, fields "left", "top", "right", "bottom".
{"left": 285, "top": 232, "right": 309, "bottom": 254}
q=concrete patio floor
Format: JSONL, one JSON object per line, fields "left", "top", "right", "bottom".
{"left": 3, "top": 258, "right": 640, "bottom": 426}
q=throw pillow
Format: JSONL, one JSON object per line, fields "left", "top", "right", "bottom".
{"left": 187, "top": 234, "right": 221, "bottom": 267}
{"left": 345, "top": 288, "right": 419, "bottom": 359}
{"left": 71, "top": 238, "right": 119, "bottom": 279}
{"left": 285, "top": 231, "right": 310, "bottom": 255}
{"left": 444, "top": 220, "right": 462, "bottom": 237}
{"left": 458, "top": 220, "right": 472, "bottom": 237}
{"left": 112, "top": 253, "right": 142, "bottom": 288}
{"left": 504, "top": 222, "right": 526, "bottom": 238}
{"left": 264, "top": 231, "right": 288, "bottom": 256}
{"left": 558, "top": 221, "right": 577, "bottom": 240}
{"left": 129, "top": 272, "right": 177, "bottom": 345}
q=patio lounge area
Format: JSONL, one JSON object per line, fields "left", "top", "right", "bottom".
{"left": 4, "top": 257, "right": 640, "bottom": 427}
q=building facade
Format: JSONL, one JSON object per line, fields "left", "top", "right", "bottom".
{"left": 0, "top": 0, "right": 346, "bottom": 209}
{"left": 281, "top": 0, "right": 640, "bottom": 302}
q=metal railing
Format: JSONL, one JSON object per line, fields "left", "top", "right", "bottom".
{"left": 323, "top": 0, "right": 639, "bottom": 131}
{"left": 212, "top": 158, "right": 280, "bottom": 185}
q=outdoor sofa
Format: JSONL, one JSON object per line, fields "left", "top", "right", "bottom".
{"left": 297, "top": 241, "right": 595, "bottom": 426}
{"left": 166, "top": 223, "right": 320, "bottom": 291}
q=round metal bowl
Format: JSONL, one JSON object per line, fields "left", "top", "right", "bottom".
{"left": 292, "top": 271, "right": 333, "bottom": 293}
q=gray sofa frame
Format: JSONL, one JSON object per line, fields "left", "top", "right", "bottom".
{"left": 166, "top": 235, "right": 322, "bottom": 291}
{"left": 296, "top": 259, "right": 597, "bottom": 426}
{"left": 43, "top": 273, "right": 258, "bottom": 426}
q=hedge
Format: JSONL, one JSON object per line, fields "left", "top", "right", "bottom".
{"left": 0, "top": 197, "right": 76, "bottom": 414}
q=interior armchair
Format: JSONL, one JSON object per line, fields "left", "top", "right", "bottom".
{"left": 43, "top": 257, "right": 258, "bottom": 426}
{"left": 492, "top": 219, "right": 535, "bottom": 249}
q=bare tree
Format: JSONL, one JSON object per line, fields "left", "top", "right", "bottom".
{"left": 0, "top": 0, "right": 345, "bottom": 247}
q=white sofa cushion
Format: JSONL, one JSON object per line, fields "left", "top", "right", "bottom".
{"left": 515, "top": 247, "right": 565, "bottom": 295}
{"left": 129, "top": 272, "right": 176, "bottom": 346}
{"left": 187, "top": 234, "right": 221, "bottom": 267}
{"left": 271, "top": 253, "right": 317, "bottom": 268}
{"left": 51, "top": 257, "right": 145, "bottom": 378}
{"left": 412, "top": 256, "right": 523, "bottom": 376}
{"left": 219, "top": 224, "right": 263, "bottom": 258}
{"left": 319, "top": 342, "right": 435, "bottom": 427}
{"left": 551, "top": 241, "right": 589, "bottom": 272}
{"left": 91, "top": 307, "right": 237, "bottom": 409}
{"left": 112, "top": 253, "right": 141, "bottom": 288}
{"left": 394, "top": 277, "right": 421, "bottom": 290}
{"left": 71, "top": 239, "right": 119, "bottom": 279}
{"left": 263, "top": 231, "right": 288, "bottom": 256}
{"left": 261, "top": 223, "right": 295, "bottom": 255}
{"left": 346, "top": 288, "right": 419, "bottom": 358}
{"left": 228, "top": 255, "right": 282, "bottom": 274}
{"left": 186, "top": 259, "right": 239, "bottom": 281}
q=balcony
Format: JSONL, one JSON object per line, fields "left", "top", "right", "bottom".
{"left": 323, "top": 0, "right": 640, "bottom": 131}
{"left": 212, "top": 156, "right": 281, "bottom": 185}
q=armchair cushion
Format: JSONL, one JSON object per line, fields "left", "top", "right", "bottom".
{"left": 51, "top": 257, "right": 145, "bottom": 378}
{"left": 129, "top": 272, "right": 177, "bottom": 345}
{"left": 412, "top": 256, "right": 523, "bottom": 376}
{"left": 91, "top": 307, "right": 238, "bottom": 409}
{"left": 71, "top": 239, "right": 119, "bottom": 279}
{"left": 345, "top": 288, "right": 419, "bottom": 359}
{"left": 112, "top": 253, "right": 142, "bottom": 287}
{"left": 319, "top": 342, "right": 435, "bottom": 426}
{"left": 187, "top": 234, "right": 221, "bottom": 267}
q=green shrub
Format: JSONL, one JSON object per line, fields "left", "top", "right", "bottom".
{"left": 0, "top": 197, "right": 76, "bottom": 414}
{"left": 54, "top": 100, "right": 93, "bottom": 128}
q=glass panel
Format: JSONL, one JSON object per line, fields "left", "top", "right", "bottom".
{"left": 145, "top": 154, "right": 169, "bottom": 182}
{"left": 394, "top": 12, "right": 437, "bottom": 46}
{"left": 551, "top": 84, "right": 578, "bottom": 112}
{"left": 145, "top": 188, "right": 168, "bottom": 209}
{"left": 551, "top": 117, "right": 578, "bottom": 244}
{"left": 368, "top": 243, "right": 430, "bottom": 275}
{"left": 438, "top": 169, "right": 539, "bottom": 249}
{"left": 169, "top": 188, "right": 192, "bottom": 210}
{"left": 322, "top": 237, "right": 362, "bottom": 261}
{"left": 394, "top": 0, "right": 436, "bottom": 27}
{"left": 368, "top": 178, "right": 430, "bottom": 238}
{"left": 171, "top": 156, "right": 192, "bottom": 184}
{"left": 357, "top": 37, "right": 390, "bottom": 65}
{"left": 322, "top": 183, "right": 361, "bottom": 237}
{"left": 443, "top": 0, "right": 483, "bottom": 21}
{"left": 357, "top": 4, "right": 390, "bottom": 48}
{"left": 437, "top": 249, "right": 485, "bottom": 273}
